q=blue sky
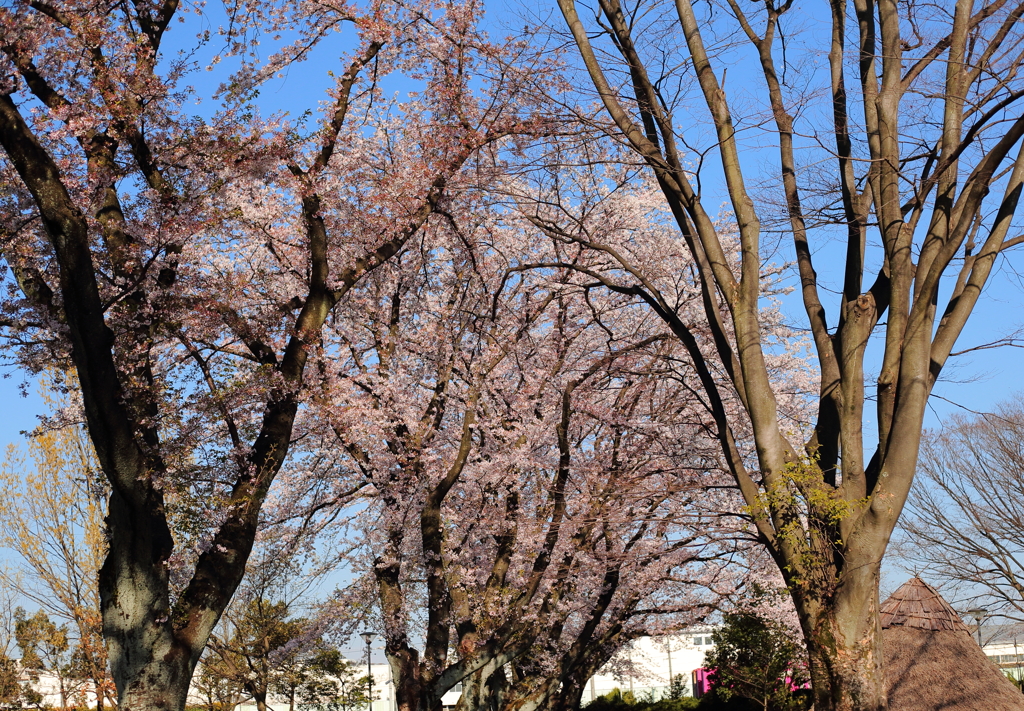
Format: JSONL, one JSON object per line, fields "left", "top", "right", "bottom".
{"left": 2, "top": 0, "right": 1024, "bottom": 643}
{"left": 3, "top": 0, "right": 1024, "bottom": 530}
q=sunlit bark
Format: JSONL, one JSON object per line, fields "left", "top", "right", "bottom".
{"left": 554, "top": 0, "right": 1024, "bottom": 707}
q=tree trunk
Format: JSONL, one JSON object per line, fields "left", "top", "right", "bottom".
{"left": 808, "top": 617, "right": 885, "bottom": 711}
{"left": 388, "top": 648, "right": 427, "bottom": 711}
{"left": 457, "top": 658, "right": 508, "bottom": 711}
{"left": 113, "top": 654, "right": 193, "bottom": 711}
{"left": 99, "top": 483, "right": 200, "bottom": 711}
{"left": 549, "top": 674, "right": 584, "bottom": 711}
{"left": 795, "top": 565, "right": 886, "bottom": 711}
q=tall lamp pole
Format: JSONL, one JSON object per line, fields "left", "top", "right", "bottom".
{"left": 967, "top": 608, "right": 989, "bottom": 648}
{"left": 665, "top": 638, "right": 674, "bottom": 694}
{"left": 361, "top": 632, "right": 377, "bottom": 711}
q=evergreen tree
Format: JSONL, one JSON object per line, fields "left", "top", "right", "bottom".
{"left": 703, "top": 613, "right": 809, "bottom": 711}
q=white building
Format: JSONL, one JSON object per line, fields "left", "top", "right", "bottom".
{"left": 187, "top": 631, "right": 717, "bottom": 711}
{"left": 584, "top": 629, "right": 716, "bottom": 703}
{"left": 9, "top": 666, "right": 105, "bottom": 710}
{"left": 15, "top": 630, "right": 717, "bottom": 711}
{"left": 979, "top": 623, "right": 1024, "bottom": 685}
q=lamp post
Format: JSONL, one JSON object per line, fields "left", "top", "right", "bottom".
{"left": 361, "top": 632, "right": 377, "bottom": 711}
{"left": 628, "top": 645, "right": 634, "bottom": 696}
{"left": 967, "top": 608, "right": 989, "bottom": 648}
{"left": 663, "top": 639, "right": 671, "bottom": 692}
{"left": 665, "top": 638, "right": 674, "bottom": 695}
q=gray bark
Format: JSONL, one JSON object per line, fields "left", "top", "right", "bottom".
{"left": 553, "top": 0, "right": 1024, "bottom": 707}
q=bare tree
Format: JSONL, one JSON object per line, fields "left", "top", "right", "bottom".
{"left": 548, "top": 0, "right": 1024, "bottom": 708}
{"left": 901, "top": 399, "right": 1024, "bottom": 620}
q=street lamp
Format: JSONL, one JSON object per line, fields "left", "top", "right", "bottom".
{"left": 967, "top": 608, "right": 989, "bottom": 648}
{"left": 361, "top": 632, "right": 377, "bottom": 711}
{"left": 628, "top": 644, "right": 634, "bottom": 696}
{"left": 664, "top": 637, "right": 674, "bottom": 695}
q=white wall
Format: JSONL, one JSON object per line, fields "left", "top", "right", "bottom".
{"left": 13, "top": 632, "right": 714, "bottom": 711}
{"left": 584, "top": 629, "right": 716, "bottom": 702}
{"left": 207, "top": 633, "right": 718, "bottom": 711}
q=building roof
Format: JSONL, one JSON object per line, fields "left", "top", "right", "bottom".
{"left": 882, "top": 578, "right": 1024, "bottom": 710}
{"left": 880, "top": 577, "right": 972, "bottom": 632}
{"left": 977, "top": 622, "right": 1024, "bottom": 647}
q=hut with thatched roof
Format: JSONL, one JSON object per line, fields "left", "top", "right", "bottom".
{"left": 882, "top": 577, "right": 1024, "bottom": 710}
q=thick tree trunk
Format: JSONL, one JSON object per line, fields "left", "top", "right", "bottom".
{"left": 100, "top": 488, "right": 198, "bottom": 711}
{"left": 549, "top": 674, "right": 585, "bottom": 711}
{"left": 110, "top": 639, "right": 193, "bottom": 711}
{"left": 458, "top": 659, "right": 506, "bottom": 711}
{"left": 388, "top": 648, "right": 427, "bottom": 711}
{"left": 117, "top": 673, "right": 192, "bottom": 711}
{"left": 794, "top": 561, "right": 887, "bottom": 711}
{"left": 808, "top": 611, "right": 885, "bottom": 711}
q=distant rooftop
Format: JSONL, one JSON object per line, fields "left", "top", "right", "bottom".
{"left": 976, "top": 622, "right": 1024, "bottom": 647}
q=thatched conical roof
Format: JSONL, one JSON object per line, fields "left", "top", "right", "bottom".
{"left": 882, "top": 578, "right": 1024, "bottom": 710}
{"left": 880, "top": 577, "right": 971, "bottom": 632}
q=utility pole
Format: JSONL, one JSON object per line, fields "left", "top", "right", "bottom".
{"left": 1015, "top": 635, "right": 1022, "bottom": 691}
{"left": 628, "top": 646, "right": 634, "bottom": 696}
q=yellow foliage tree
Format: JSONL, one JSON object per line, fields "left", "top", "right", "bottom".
{"left": 0, "top": 380, "right": 114, "bottom": 709}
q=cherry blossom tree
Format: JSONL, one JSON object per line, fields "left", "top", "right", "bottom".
{"left": 486, "top": 157, "right": 810, "bottom": 711}
{"left": 0, "top": 0, "right": 551, "bottom": 707}
{"left": 267, "top": 168, "right": 795, "bottom": 711}
{"left": 436, "top": 319, "right": 743, "bottom": 711}
{"left": 550, "top": 0, "right": 1024, "bottom": 708}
